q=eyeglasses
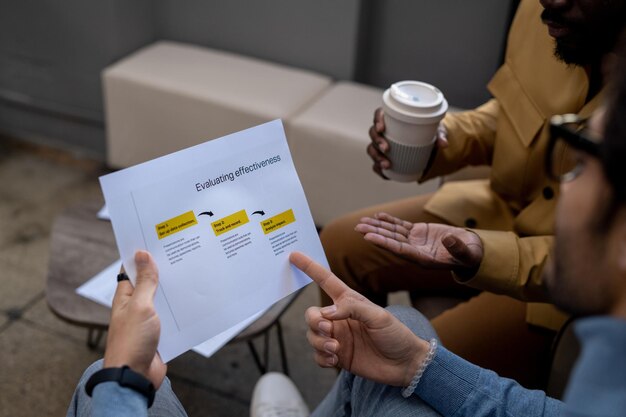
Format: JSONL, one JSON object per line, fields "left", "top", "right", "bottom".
{"left": 546, "top": 114, "right": 602, "bottom": 182}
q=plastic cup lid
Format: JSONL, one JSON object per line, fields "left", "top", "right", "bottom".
{"left": 390, "top": 81, "right": 444, "bottom": 109}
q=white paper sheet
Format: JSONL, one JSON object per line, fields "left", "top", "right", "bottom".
{"left": 99, "top": 120, "right": 327, "bottom": 362}
{"left": 97, "top": 204, "right": 110, "bottom": 220}
{"left": 75, "top": 260, "right": 267, "bottom": 358}
{"left": 75, "top": 260, "right": 121, "bottom": 307}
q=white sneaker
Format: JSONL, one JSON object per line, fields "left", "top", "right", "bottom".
{"left": 250, "top": 372, "right": 310, "bottom": 417}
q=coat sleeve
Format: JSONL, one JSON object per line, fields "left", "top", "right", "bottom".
{"left": 92, "top": 383, "right": 149, "bottom": 417}
{"left": 455, "top": 229, "right": 553, "bottom": 302}
{"left": 420, "top": 99, "right": 499, "bottom": 182}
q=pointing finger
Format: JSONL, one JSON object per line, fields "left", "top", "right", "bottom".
{"left": 290, "top": 252, "right": 351, "bottom": 302}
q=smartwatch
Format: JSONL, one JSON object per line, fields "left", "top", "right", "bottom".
{"left": 85, "top": 365, "right": 156, "bottom": 408}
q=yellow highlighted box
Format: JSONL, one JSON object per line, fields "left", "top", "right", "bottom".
{"left": 261, "top": 209, "right": 296, "bottom": 235}
{"left": 156, "top": 211, "right": 198, "bottom": 240}
{"left": 212, "top": 210, "right": 249, "bottom": 236}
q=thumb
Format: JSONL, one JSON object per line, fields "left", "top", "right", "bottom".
{"left": 437, "top": 125, "right": 449, "bottom": 148}
{"left": 133, "top": 250, "right": 159, "bottom": 305}
{"left": 442, "top": 234, "right": 481, "bottom": 268}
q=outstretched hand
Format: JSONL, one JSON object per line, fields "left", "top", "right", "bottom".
{"left": 104, "top": 251, "right": 166, "bottom": 388}
{"left": 290, "top": 252, "right": 429, "bottom": 387}
{"left": 355, "top": 212, "right": 483, "bottom": 274}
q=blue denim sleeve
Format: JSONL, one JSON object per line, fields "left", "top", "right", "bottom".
{"left": 92, "top": 382, "right": 148, "bottom": 417}
{"left": 415, "top": 346, "right": 563, "bottom": 417}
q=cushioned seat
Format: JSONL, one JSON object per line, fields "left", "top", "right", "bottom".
{"left": 103, "top": 41, "right": 331, "bottom": 167}
{"left": 285, "top": 81, "right": 440, "bottom": 226}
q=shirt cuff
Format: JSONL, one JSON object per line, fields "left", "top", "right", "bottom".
{"left": 414, "top": 346, "right": 481, "bottom": 416}
{"left": 92, "top": 382, "right": 148, "bottom": 417}
{"left": 453, "top": 229, "right": 519, "bottom": 295}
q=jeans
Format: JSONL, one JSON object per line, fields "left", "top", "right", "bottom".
{"left": 66, "top": 360, "right": 188, "bottom": 417}
{"left": 67, "top": 306, "right": 440, "bottom": 417}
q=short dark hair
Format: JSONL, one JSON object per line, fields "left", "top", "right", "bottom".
{"left": 602, "top": 28, "right": 626, "bottom": 204}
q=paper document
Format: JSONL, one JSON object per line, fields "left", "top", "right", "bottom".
{"left": 75, "top": 260, "right": 121, "bottom": 307}
{"left": 97, "top": 204, "right": 110, "bottom": 220}
{"left": 76, "top": 261, "right": 266, "bottom": 358}
{"left": 99, "top": 120, "right": 327, "bottom": 362}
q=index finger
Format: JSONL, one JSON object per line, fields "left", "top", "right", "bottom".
{"left": 289, "top": 252, "right": 351, "bottom": 302}
{"left": 112, "top": 265, "right": 133, "bottom": 307}
{"left": 374, "top": 107, "right": 385, "bottom": 129}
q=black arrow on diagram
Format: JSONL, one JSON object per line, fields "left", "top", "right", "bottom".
{"left": 198, "top": 211, "right": 214, "bottom": 217}
{"left": 252, "top": 210, "right": 265, "bottom": 216}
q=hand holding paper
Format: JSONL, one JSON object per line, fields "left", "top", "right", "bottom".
{"left": 104, "top": 251, "right": 166, "bottom": 388}
{"left": 99, "top": 120, "right": 327, "bottom": 361}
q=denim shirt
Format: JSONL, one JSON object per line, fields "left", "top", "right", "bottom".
{"left": 416, "top": 316, "right": 626, "bottom": 417}
{"left": 562, "top": 317, "right": 626, "bottom": 417}
{"left": 92, "top": 316, "right": 626, "bottom": 417}
{"left": 415, "top": 346, "right": 562, "bottom": 416}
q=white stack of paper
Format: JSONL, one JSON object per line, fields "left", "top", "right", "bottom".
{"left": 76, "top": 261, "right": 266, "bottom": 358}
{"left": 97, "top": 120, "right": 327, "bottom": 362}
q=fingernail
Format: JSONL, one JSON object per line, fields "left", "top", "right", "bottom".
{"left": 319, "top": 320, "right": 331, "bottom": 335}
{"left": 324, "top": 341, "right": 337, "bottom": 353}
{"left": 327, "top": 355, "right": 337, "bottom": 367}
{"left": 321, "top": 305, "right": 337, "bottom": 316}
{"left": 135, "top": 251, "right": 149, "bottom": 266}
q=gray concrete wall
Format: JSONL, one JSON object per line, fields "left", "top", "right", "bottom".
{"left": 154, "top": 0, "right": 361, "bottom": 81}
{"left": 0, "top": 0, "right": 515, "bottom": 157}
{"left": 0, "top": 0, "right": 155, "bottom": 155}
{"left": 357, "top": 0, "right": 516, "bottom": 108}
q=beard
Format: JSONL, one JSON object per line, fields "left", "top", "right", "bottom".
{"left": 541, "top": 7, "right": 625, "bottom": 66}
{"left": 546, "top": 247, "right": 586, "bottom": 316}
{"left": 554, "top": 37, "right": 600, "bottom": 66}
{"left": 547, "top": 227, "right": 612, "bottom": 317}
{"left": 553, "top": 31, "right": 618, "bottom": 66}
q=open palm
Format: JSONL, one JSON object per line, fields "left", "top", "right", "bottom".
{"left": 355, "top": 212, "right": 483, "bottom": 271}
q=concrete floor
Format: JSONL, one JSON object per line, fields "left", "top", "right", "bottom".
{"left": 0, "top": 139, "right": 347, "bottom": 416}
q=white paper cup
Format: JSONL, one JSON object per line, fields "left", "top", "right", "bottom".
{"left": 381, "top": 81, "right": 448, "bottom": 182}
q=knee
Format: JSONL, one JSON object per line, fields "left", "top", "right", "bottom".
{"left": 385, "top": 305, "right": 439, "bottom": 342}
{"left": 319, "top": 216, "right": 354, "bottom": 255}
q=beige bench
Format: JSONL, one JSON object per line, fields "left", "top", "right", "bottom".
{"left": 103, "top": 41, "right": 331, "bottom": 168}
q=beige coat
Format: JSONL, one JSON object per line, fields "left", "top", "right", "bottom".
{"left": 420, "top": 0, "right": 603, "bottom": 330}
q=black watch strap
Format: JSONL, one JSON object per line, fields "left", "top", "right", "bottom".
{"left": 85, "top": 366, "right": 156, "bottom": 408}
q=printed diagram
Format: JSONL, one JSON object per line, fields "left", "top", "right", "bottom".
{"left": 210, "top": 209, "right": 249, "bottom": 236}
{"left": 154, "top": 207, "right": 299, "bottom": 262}
{"left": 156, "top": 211, "right": 198, "bottom": 240}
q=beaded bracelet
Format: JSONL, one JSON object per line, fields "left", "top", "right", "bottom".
{"left": 401, "top": 338, "right": 438, "bottom": 398}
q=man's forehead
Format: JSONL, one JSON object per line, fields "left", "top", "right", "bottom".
{"left": 578, "top": 0, "right": 625, "bottom": 14}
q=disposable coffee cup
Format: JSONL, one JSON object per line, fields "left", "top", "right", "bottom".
{"left": 381, "top": 81, "right": 448, "bottom": 182}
